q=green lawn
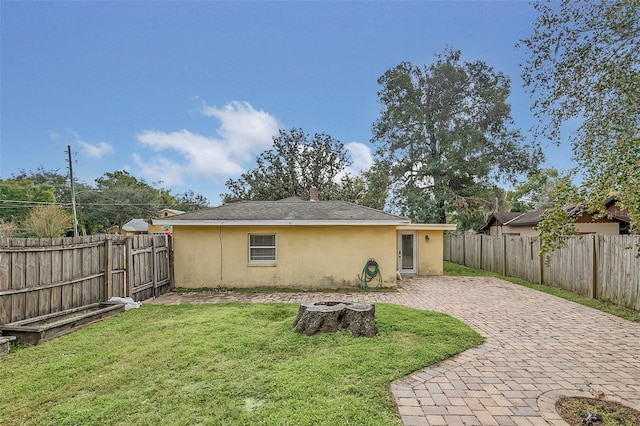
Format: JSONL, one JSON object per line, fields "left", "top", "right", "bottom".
{"left": 0, "top": 303, "right": 483, "bottom": 426}
{"left": 444, "top": 261, "right": 640, "bottom": 323}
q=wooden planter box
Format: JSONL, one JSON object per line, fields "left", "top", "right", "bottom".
{"left": 0, "top": 303, "right": 125, "bottom": 345}
{"left": 0, "top": 336, "right": 16, "bottom": 356}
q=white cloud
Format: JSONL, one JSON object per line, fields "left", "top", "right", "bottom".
{"left": 134, "top": 101, "right": 280, "bottom": 185}
{"left": 201, "top": 101, "right": 278, "bottom": 162}
{"left": 345, "top": 142, "right": 374, "bottom": 173}
{"left": 78, "top": 140, "right": 114, "bottom": 159}
{"left": 49, "top": 129, "right": 114, "bottom": 159}
{"left": 131, "top": 153, "right": 187, "bottom": 186}
{"left": 335, "top": 142, "right": 374, "bottom": 182}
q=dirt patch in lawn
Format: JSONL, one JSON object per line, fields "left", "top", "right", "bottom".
{"left": 555, "top": 396, "right": 640, "bottom": 426}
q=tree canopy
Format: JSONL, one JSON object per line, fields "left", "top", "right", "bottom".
{"left": 222, "top": 128, "right": 386, "bottom": 207}
{"left": 520, "top": 0, "right": 640, "bottom": 238}
{"left": 0, "top": 168, "right": 210, "bottom": 236}
{"left": 372, "top": 48, "right": 541, "bottom": 225}
{"left": 506, "top": 168, "right": 565, "bottom": 212}
{"left": 0, "top": 178, "right": 55, "bottom": 224}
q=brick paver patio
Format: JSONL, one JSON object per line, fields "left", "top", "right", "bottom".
{"left": 147, "top": 276, "right": 640, "bottom": 425}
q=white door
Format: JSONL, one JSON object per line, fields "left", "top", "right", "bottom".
{"left": 397, "top": 231, "right": 417, "bottom": 274}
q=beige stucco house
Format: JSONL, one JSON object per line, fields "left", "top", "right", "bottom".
{"left": 147, "top": 208, "right": 185, "bottom": 235}
{"left": 153, "top": 196, "right": 455, "bottom": 290}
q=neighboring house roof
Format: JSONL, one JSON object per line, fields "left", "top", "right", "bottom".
{"left": 480, "top": 198, "right": 632, "bottom": 233}
{"left": 161, "top": 209, "right": 185, "bottom": 215}
{"left": 153, "top": 198, "right": 411, "bottom": 226}
{"left": 122, "top": 218, "right": 149, "bottom": 232}
{"left": 504, "top": 210, "right": 544, "bottom": 227}
{"left": 478, "top": 212, "right": 522, "bottom": 231}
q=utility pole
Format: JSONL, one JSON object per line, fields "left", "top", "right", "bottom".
{"left": 67, "top": 145, "right": 79, "bottom": 237}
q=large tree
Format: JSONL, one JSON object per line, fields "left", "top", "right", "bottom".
{"left": 83, "top": 170, "right": 161, "bottom": 231}
{"left": 372, "top": 48, "right": 541, "bottom": 224}
{"left": 506, "top": 168, "right": 566, "bottom": 212}
{"left": 520, "top": 0, "right": 640, "bottom": 236}
{"left": 170, "top": 190, "right": 210, "bottom": 212}
{"left": 0, "top": 178, "right": 56, "bottom": 224}
{"left": 12, "top": 167, "right": 88, "bottom": 205}
{"left": 222, "top": 128, "right": 384, "bottom": 206}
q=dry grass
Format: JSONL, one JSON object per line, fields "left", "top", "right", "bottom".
{"left": 555, "top": 397, "right": 640, "bottom": 426}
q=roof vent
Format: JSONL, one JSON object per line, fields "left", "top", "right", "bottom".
{"left": 310, "top": 187, "right": 319, "bottom": 202}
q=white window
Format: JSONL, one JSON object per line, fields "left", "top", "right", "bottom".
{"left": 249, "top": 234, "right": 276, "bottom": 263}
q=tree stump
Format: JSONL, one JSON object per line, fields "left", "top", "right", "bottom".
{"left": 292, "top": 301, "right": 378, "bottom": 337}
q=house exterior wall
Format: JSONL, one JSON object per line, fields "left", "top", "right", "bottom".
{"left": 172, "top": 225, "right": 399, "bottom": 289}
{"left": 575, "top": 222, "right": 619, "bottom": 234}
{"left": 416, "top": 230, "right": 446, "bottom": 275}
{"left": 505, "top": 222, "right": 619, "bottom": 236}
{"left": 488, "top": 224, "right": 509, "bottom": 236}
{"left": 509, "top": 226, "right": 538, "bottom": 237}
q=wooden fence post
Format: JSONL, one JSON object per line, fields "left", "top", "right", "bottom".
{"left": 538, "top": 252, "right": 544, "bottom": 285}
{"left": 168, "top": 235, "right": 175, "bottom": 290}
{"left": 125, "top": 237, "right": 133, "bottom": 298}
{"left": 462, "top": 235, "right": 466, "bottom": 266}
{"left": 104, "top": 237, "right": 113, "bottom": 300}
{"left": 591, "top": 234, "right": 598, "bottom": 299}
{"left": 502, "top": 235, "right": 507, "bottom": 276}
{"left": 152, "top": 238, "right": 158, "bottom": 298}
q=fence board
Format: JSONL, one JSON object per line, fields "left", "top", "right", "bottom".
{"left": 463, "top": 235, "right": 481, "bottom": 269}
{"left": 544, "top": 236, "right": 593, "bottom": 296}
{"left": 25, "top": 239, "right": 41, "bottom": 320}
{"left": 506, "top": 237, "right": 541, "bottom": 284}
{"left": 0, "top": 239, "right": 11, "bottom": 324}
{"left": 38, "top": 239, "right": 53, "bottom": 316}
{"left": 50, "top": 238, "right": 63, "bottom": 314}
{"left": 113, "top": 239, "right": 126, "bottom": 298}
{"left": 10, "top": 239, "right": 27, "bottom": 322}
{"left": 598, "top": 235, "right": 640, "bottom": 310}
{"left": 481, "top": 236, "right": 506, "bottom": 275}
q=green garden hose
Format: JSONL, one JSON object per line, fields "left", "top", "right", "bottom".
{"left": 359, "top": 258, "right": 382, "bottom": 291}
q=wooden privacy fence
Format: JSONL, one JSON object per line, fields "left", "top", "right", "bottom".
{"left": 127, "top": 235, "right": 172, "bottom": 302}
{"left": 444, "top": 234, "right": 640, "bottom": 311}
{"left": 0, "top": 234, "right": 173, "bottom": 325}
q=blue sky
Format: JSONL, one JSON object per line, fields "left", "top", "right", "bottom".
{"left": 1, "top": 1, "right": 573, "bottom": 205}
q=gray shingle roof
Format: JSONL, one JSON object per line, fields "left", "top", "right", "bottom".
{"left": 159, "top": 198, "right": 409, "bottom": 223}
{"left": 479, "top": 212, "right": 523, "bottom": 231}
{"left": 504, "top": 210, "right": 543, "bottom": 226}
{"left": 122, "top": 218, "right": 149, "bottom": 232}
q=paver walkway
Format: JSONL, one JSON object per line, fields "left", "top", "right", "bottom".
{"left": 146, "top": 276, "right": 640, "bottom": 425}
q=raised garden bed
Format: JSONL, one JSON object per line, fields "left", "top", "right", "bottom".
{"left": 0, "top": 302, "right": 125, "bottom": 345}
{"left": 0, "top": 335, "right": 16, "bottom": 356}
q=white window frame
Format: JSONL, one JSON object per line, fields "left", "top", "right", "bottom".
{"left": 248, "top": 234, "right": 277, "bottom": 263}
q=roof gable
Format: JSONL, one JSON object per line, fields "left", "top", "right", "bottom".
{"left": 479, "top": 212, "right": 522, "bottom": 231}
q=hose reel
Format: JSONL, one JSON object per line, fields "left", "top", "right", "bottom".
{"left": 359, "top": 258, "right": 382, "bottom": 291}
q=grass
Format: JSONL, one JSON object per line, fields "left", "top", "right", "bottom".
{"left": 556, "top": 397, "right": 640, "bottom": 426}
{"left": 0, "top": 303, "right": 483, "bottom": 425}
{"left": 444, "top": 261, "right": 640, "bottom": 323}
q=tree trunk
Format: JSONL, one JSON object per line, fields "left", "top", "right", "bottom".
{"left": 292, "top": 302, "right": 378, "bottom": 337}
